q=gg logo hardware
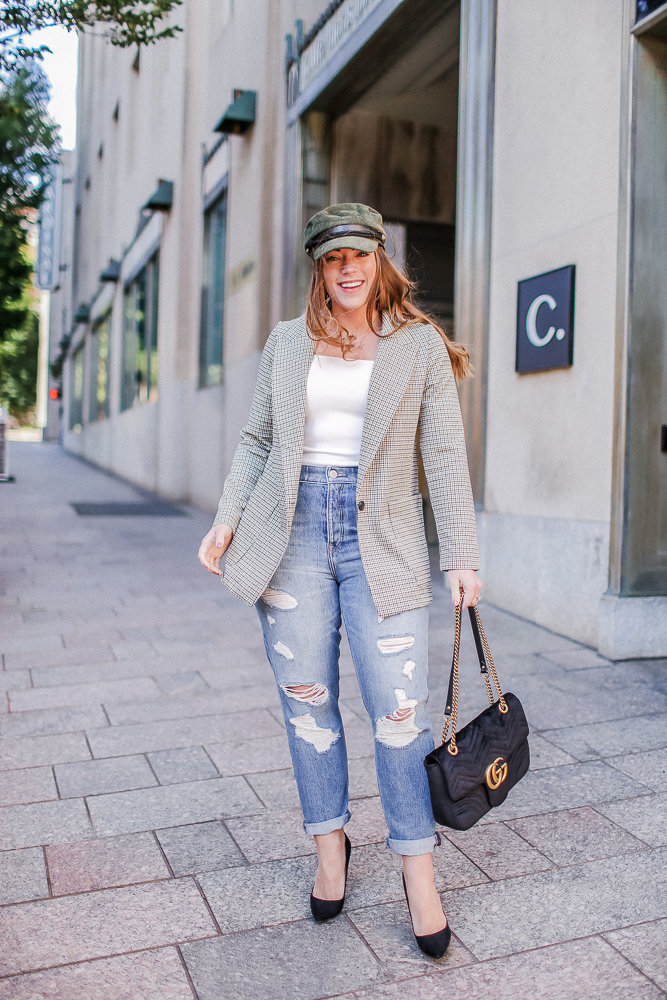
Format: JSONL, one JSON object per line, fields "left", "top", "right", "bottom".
{"left": 485, "top": 757, "right": 508, "bottom": 790}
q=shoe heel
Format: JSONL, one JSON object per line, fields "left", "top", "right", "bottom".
{"left": 402, "top": 873, "right": 451, "bottom": 959}
{"left": 310, "top": 832, "right": 351, "bottom": 922}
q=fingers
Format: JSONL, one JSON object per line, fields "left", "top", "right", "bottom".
{"left": 197, "top": 525, "right": 232, "bottom": 576}
{"left": 446, "top": 570, "right": 482, "bottom": 610}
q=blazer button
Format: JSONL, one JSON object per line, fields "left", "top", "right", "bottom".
{"left": 357, "top": 501, "right": 365, "bottom": 511}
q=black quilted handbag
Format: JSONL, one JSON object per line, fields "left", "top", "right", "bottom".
{"left": 424, "top": 600, "right": 530, "bottom": 830}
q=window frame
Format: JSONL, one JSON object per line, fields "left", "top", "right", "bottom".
{"left": 88, "top": 310, "right": 111, "bottom": 422}
{"left": 121, "top": 251, "right": 159, "bottom": 411}
{"left": 199, "top": 188, "right": 228, "bottom": 388}
{"left": 69, "top": 343, "right": 84, "bottom": 431}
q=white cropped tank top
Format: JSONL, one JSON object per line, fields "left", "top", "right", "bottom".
{"left": 302, "top": 355, "right": 374, "bottom": 467}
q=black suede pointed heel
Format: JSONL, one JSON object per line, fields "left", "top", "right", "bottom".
{"left": 310, "top": 832, "right": 351, "bottom": 922}
{"left": 402, "top": 874, "right": 451, "bottom": 959}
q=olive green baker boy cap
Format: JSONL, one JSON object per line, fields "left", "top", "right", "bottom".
{"left": 304, "top": 203, "right": 387, "bottom": 260}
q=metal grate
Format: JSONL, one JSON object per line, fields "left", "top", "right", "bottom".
{"left": 71, "top": 502, "right": 187, "bottom": 517}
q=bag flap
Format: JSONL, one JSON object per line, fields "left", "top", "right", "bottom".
{"left": 431, "top": 693, "right": 529, "bottom": 802}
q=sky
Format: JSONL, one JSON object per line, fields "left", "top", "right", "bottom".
{"left": 30, "top": 26, "right": 79, "bottom": 150}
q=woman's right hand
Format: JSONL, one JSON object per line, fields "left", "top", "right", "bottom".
{"left": 198, "top": 524, "right": 233, "bottom": 576}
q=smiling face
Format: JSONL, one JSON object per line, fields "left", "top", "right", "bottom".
{"left": 321, "top": 247, "right": 378, "bottom": 316}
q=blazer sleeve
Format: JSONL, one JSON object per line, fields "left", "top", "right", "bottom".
{"left": 212, "top": 325, "right": 280, "bottom": 532}
{"left": 417, "top": 329, "right": 480, "bottom": 571}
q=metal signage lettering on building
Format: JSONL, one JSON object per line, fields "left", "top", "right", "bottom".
{"left": 515, "top": 265, "right": 575, "bottom": 373}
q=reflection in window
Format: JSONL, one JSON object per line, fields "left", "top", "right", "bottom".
{"left": 89, "top": 312, "right": 110, "bottom": 421}
{"left": 121, "top": 253, "right": 159, "bottom": 411}
{"left": 200, "top": 191, "right": 227, "bottom": 387}
{"left": 69, "top": 344, "right": 84, "bottom": 431}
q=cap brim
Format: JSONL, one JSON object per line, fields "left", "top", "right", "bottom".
{"left": 312, "top": 236, "right": 379, "bottom": 260}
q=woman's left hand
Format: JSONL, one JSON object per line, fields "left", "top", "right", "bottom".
{"left": 446, "top": 569, "right": 482, "bottom": 610}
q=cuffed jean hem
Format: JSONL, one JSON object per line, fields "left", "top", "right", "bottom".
{"left": 303, "top": 810, "right": 351, "bottom": 837}
{"left": 386, "top": 832, "right": 441, "bottom": 856}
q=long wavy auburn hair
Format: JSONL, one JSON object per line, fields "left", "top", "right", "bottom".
{"left": 304, "top": 246, "right": 472, "bottom": 380}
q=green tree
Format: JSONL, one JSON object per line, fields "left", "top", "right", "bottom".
{"left": 0, "top": 59, "right": 57, "bottom": 418}
{"left": 0, "top": 301, "right": 39, "bottom": 421}
{"left": 0, "top": 1, "right": 182, "bottom": 71}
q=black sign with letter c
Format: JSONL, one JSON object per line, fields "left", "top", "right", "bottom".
{"left": 516, "top": 265, "right": 575, "bottom": 373}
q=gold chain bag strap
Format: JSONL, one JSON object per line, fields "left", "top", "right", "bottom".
{"left": 424, "top": 599, "right": 530, "bottom": 830}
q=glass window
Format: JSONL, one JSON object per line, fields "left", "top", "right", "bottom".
{"left": 200, "top": 191, "right": 227, "bottom": 387}
{"left": 69, "top": 344, "right": 84, "bottom": 431}
{"left": 88, "top": 312, "right": 110, "bottom": 422}
{"left": 121, "top": 252, "right": 159, "bottom": 411}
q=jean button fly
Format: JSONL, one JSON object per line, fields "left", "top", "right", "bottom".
{"left": 328, "top": 470, "right": 338, "bottom": 480}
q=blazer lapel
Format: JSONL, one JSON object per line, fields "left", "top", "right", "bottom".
{"left": 273, "top": 317, "right": 315, "bottom": 520}
{"left": 358, "top": 317, "right": 417, "bottom": 483}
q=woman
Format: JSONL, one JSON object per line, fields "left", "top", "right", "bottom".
{"left": 198, "top": 203, "right": 481, "bottom": 959}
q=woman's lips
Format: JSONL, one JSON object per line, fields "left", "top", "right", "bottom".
{"left": 338, "top": 280, "right": 364, "bottom": 290}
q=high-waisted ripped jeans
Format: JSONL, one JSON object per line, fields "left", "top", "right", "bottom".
{"left": 256, "top": 465, "right": 438, "bottom": 856}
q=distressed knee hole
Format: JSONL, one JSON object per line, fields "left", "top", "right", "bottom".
{"left": 375, "top": 688, "right": 422, "bottom": 748}
{"left": 402, "top": 660, "right": 416, "bottom": 680}
{"left": 281, "top": 683, "right": 329, "bottom": 707}
{"left": 266, "top": 614, "right": 276, "bottom": 626}
{"left": 273, "top": 640, "right": 294, "bottom": 660}
{"left": 261, "top": 588, "right": 298, "bottom": 610}
{"left": 377, "top": 635, "right": 415, "bottom": 656}
{"left": 290, "top": 714, "right": 340, "bottom": 753}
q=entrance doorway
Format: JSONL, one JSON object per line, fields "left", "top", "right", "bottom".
{"left": 330, "top": 6, "right": 460, "bottom": 330}
{"left": 298, "top": 3, "right": 461, "bottom": 333}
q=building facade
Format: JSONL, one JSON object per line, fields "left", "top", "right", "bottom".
{"left": 45, "top": 0, "right": 667, "bottom": 658}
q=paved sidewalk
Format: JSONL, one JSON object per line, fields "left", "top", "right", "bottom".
{"left": 1, "top": 442, "right": 666, "bottom": 1000}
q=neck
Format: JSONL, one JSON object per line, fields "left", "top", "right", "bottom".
{"left": 331, "top": 302, "right": 378, "bottom": 338}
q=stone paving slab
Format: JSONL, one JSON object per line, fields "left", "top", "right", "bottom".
{"left": 30, "top": 658, "right": 197, "bottom": 688}
{"left": 604, "top": 918, "right": 667, "bottom": 992}
{"left": 9, "top": 676, "right": 162, "bottom": 712}
{"left": 507, "top": 806, "right": 649, "bottom": 864}
{"left": 0, "top": 704, "right": 108, "bottom": 739}
{"left": 198, "top": 856, "right": 317, "bottom": 932}
{"left": 446, "top": 823, "right": 552, "bottom": 880}
{"left": 542, "top": 712, "right": 667, "bottom": 760}
{"left": 46, "top": 832, "right": 169, "bottom": 894}
{"left": 0, "top": 798, "right": 92, "bottom": 850}
{"left": 156, "top": 820, "right": 245, "bottom": 874}
{"left": 0, "top": 669, "right": 30, "bottom": 692}
{"left": 206, "top": 734, "right": 292, "bottom": 776}
{"left": 0, "top": 948, "right": 195, "bottom": 1000}
{"left": 444, "top": 847, "right": 667, "bottom": 961}
{"left": 597, "top": 793, "right": 667, "bottom": 847}
{"left": 86, "top": 709, "right": 284, "bottom": 756}
{"left": 524, "top": 733, "right": 578, "bottom": 769}
{"left": 55, "top": 754, "right": 158, "bottom": 797}
{"left": 245, "top": 767, "right": 301, "bottom": 811}
{"left": 3, "top": 646, "right": 116, "bottom": 671}
{"left": 0, "top": 765, "right": 58, "bottom": 806}
{"left": 348, "top": 903, "right": 475, "bottom": 976}
{"left": 87, "top": 776, "right": 264, "bottom": 836}
{"left": 0, "top": 731, "right": 91, "bottom": 771}
{"left": 148, "top": 746, "right": 219, "bottom": 784}
{"left": 338, "top": 936, "right": 664, "bottom": 999}
{"left": 609, "top": 747, "right": 667, "bottom": 791}
{"left": 0, "top": 846, "right": 48, "bottom": 904}
{"left": 181, "top": 917, "right": 387, "bottom": 1000}
{"left": 0, "top": 879, "right": 215, "bottom": 976}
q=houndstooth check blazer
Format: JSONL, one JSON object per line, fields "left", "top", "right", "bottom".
{"left": 213, "top": 314, "right": 479, "bottom": 617}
